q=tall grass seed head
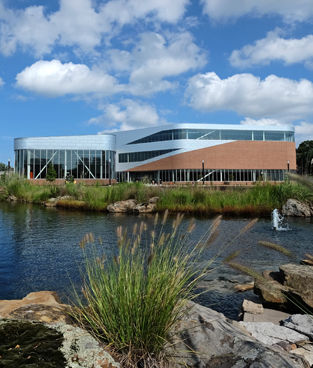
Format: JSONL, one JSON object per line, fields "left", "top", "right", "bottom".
{"left": 162, "top": 209, "right": 168, "bottom": 225}
{"left": 240, "top": 218, "right": 258, "bottom": 234}
{"left": 132, "top": 223, "right": 137, "bottom": 236}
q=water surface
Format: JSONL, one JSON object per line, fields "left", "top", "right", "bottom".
{"left": 0, "top": 201, "right": 312, "bottom": 319}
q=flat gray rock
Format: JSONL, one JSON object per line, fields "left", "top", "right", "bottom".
{"left": 167, "top": 302, "right": 309, "bottom": 367}
{"left": 240, "top": 322, "right": 308, "bottom": 346}
{"left": 292, "top": 345, "right": 313, "bottom": 366}
{"left": 282, "top": 314, "right": 313, "bottom": 340}
{"left": 243, "top": 309, "right": 291, "bottom": 325}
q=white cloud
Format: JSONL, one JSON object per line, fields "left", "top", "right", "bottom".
{"left": 185, "top": 72, "right": 313, "bottom": 122}
{"left": 0, "top": 0, "right": 189, "bottom": 57}
{"left": 201, "top": 0, "right": 313, "bottom": 23}
{"left": 295, "top": 122, "right": 313, "bottom": 145}
{"left": 90, "top": 99, "right": 166, "bottom": 131}
{"left": 108, "top": 31, "right": 207, "bottom": 96}
{"left": 240, "top": 117, "right": 285, "bottom": 126}
{"left": 15, "top": 59, "right": 121, "bottom": 97}
{"left": 230, "top": 29, "right": 313, "bottom": 68}
{"left": 100, "top": 0, "right": 189, "bottom": 26}
{"left": 0, "top": 3, "right": 57, "bottom": 57}
{"left": 0, "top": 77, "right": 4, "bottom": 87}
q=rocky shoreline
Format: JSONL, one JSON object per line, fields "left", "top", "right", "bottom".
{"left": 1, "top": 261, "right": 313, "bottom": 368}
{"left": 5, "top": 193, "right": 313, "bottom": 216}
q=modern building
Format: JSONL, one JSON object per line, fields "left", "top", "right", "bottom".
{"left": 14, "top": 124, "right": 296, "bottom": 184}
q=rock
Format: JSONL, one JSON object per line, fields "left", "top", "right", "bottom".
{"left": 242, "top": 299, "right": 263, "bottom": 315}
{"left": 254, "top": 270, "right": 289, "bottom": 305}
{"left": 149, "top": 196, "right": 159, "bottom": 204}
{"left": 280, "top": 264, "right": 313, "bottom": 303}
{"left": 0, "top": 319, "right": 66, "bottom": 367}
{"left": 0, "top": 319, "right": 119, "bottom": 368}
{"left": 300, "top": 259, "right": 313, "bottom": 266}
{"left": 254, "top": 266, "right": 313, "bottom": 313}
{"left": 234, "top": 283, "right": 254, "bottom": 292}
{"left": 7, "top": 195, "right": 17, "bottom": 201}
{"left": 166, "top": 301, "right": 309, "bottom": 367}
{"left": 240, "top": 321, "right": 309, "bottom": 346}
{"left": 45, "top": 202, "right": 56, "bottom": 207}
{"left": 107, "top": 199, "right": 157, "bottom": 213}
{"left": 243, "top": 308, "right": 291, "bottom": 325}
{"left": 5, "top": 304, "right": 73, "bottom": 325}
{"left": 0, "top": 291, "right": 71, "bottom": 324}
{"left": 282, "top": 199, "right": 311, "bottom": 217}
{"left": 282, "top": 314, "right": 313, "bottom": 340}
{"left": 51, "top": 323, "right": 119, "bottom": 368}
{"left": 274, "top": 341, "right": 294, "bottom": 352}
{"left": 107, "top": 199, "right": 137, "bottom": 213}
{"left": 292, "top": 345, "right": 313, "bottom": 367}
{"left": 0, "top": 291, "right": 119, "bottom": 368}
{"left": 57, "top": 195, "right": 72, "bottom": 200}
{"left": 133, "top": 203, "right": 156, "bottom": 213}
{"left": 301, "top": 259, "right": 313, "bottom": 266}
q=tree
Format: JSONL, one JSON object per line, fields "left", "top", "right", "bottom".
{"left": 296, "top": 140, "right": 313, "bottom": 175}
{"left": 0, "top": 162, "right": 7, "bottom": 171}
{"left": 46, "top": 162, "right": 57, "bottom": 182}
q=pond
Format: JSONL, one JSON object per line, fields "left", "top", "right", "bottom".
{"left": 0, "top": 201, "right": 312, "bottom": 319}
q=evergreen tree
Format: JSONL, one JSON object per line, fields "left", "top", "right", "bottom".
{"left": 46, "top": 162, "right": 57, "bottom": 182}
{"left": 296, "top": 141, "right": 313, "bottom": 175}
{"left": 0, "top": 162, "right": 7, "bottom": 171}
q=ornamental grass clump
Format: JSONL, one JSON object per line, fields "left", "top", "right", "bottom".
{"left": 71, "top": 213, "right": 259, "bottom": 367}
{"left": 70, "top": 213, "right": 229, "bottom": 366}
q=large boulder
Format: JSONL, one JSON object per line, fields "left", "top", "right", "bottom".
{"left": 280, "top": 264, "right": 313, "bottom": 305}
{"left": 133, "top": 203, "right": 156, "bottom": 213}
{"left": 254, "top": 271, "right": 290, "bottom": 306}
{"left": 107, "top": 199, "right": 137, "bottom": 213}
{"left": 166, "top": 301, "right": 309, "bottom": 367}
{"left": 254, "top": 265, "right": 313, "bottom": 313}
{"left": 0, "top": 291, "right": 119, "bottom": 368}
{"left": 107, "top": 199, "right": 156, "bottom": 213}
{"left": 282, "top": 199, "right": 311, "bottom": 217}
{"left": 0, "top": 291, "right": 72, "bottom": 324}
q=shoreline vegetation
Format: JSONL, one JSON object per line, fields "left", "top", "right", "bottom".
{"left": 0, "top": 173, "right": 312, "bottom": 216}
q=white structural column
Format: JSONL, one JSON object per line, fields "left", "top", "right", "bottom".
{"left": 27, "top": 150, "right": 31, "bottom": 179}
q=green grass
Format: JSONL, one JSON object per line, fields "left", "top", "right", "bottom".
{"left": 1, "top": 174, "right": 312, "bottom": 215}
{"left": 70, "top": 214, "right": 257, "bottom": 366}
{"left": 70, "top": 213, "right": 213, "bottom": 365}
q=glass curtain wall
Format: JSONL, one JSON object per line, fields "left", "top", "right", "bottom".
{"left": 127, "top": 129, "right": 295, "bottom": 145}
{"left": 120, "top": 169, "right": 285, "bottom": 183}
{"left": 15, "top": 149, "right": 116, "bottom": 179}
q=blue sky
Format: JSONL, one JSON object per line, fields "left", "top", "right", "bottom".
{"left": 1, "top": 0, "right": 313, "bottom": 164}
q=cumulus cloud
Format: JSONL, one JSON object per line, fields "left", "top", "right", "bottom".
{"left": 295, "top": 122, "right": 313, "bottom": 145}
{"left": 108, "top": 31, "right": 207, "bottom": 96}
{"left": 90, "top": 99, "right": 167, "bottom": 131}
{"left": 15, "top": 60, "right": 121, "bottom": 97}
{"left": 240, "top": 117, "right": 286, "bottom": 126}
{"left": 0, "top": 3, "right": 57, "bottom": 57}
{"left": 0, "top": 77, "right": 4, "bottom": 87}
{"left": 201, "top": 0, "right": 313, "bottom": 23}
{"left": 185, "top": 72, "right": 313, "bottom": 122}
{"left": 230, "top": 29, "right": 313, "bottom": 68}
{"left": 0, "top": 0, "right": 189, "bottom": 57}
